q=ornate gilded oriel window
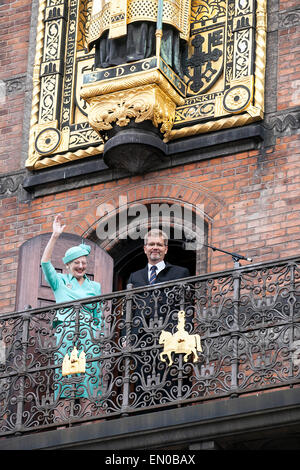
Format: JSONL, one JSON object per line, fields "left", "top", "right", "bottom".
{"left": 26, "top": 0, "right": 267, "bottom": 170}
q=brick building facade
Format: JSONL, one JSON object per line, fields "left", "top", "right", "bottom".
{"left": 0, "top": 0, "right": 300, "bottom": 450}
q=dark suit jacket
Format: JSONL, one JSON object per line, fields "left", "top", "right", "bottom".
{"left": 128, "top": 262, "right": 190, "bottom": 287}
{"left": 127, "top": 262, "right": 191, "bottom": 337}
{"left": 126, "top": 263, "right": 192, "bottom": 387}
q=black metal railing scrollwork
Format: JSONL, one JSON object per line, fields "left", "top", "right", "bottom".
{"left": 1, "top": 255, "right": 300, "bottom": 435}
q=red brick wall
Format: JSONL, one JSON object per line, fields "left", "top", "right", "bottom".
{"left": 0, "top": 0, "right": 32, "bottom": 174}
{"left": 278, "top": 28, "right": 300, "bottom": 110}
{"left": 1, "top": 137, "right": 300, "bottom": 313}
{"left": 0, "top": 0, "right": 299, "bottom": 313}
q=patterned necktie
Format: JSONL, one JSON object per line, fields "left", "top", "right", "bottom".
{"left": 149, "top": 265, "right": 157, "bottom": 284}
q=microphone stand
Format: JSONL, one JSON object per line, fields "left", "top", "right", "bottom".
{"left": 204, "top": 243, "right": 253, "bottom": 269}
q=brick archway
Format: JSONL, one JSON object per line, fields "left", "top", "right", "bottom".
{"left": 103, "top": 208, "right": 205, "bottom": 290}
{"left": 69, "top": 176, "right": 223, "bottom": 240}
{"left": 65, "top": 176, "right": 223, "bottom": 288}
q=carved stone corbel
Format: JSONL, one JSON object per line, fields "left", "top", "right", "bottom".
{"left": 80, "top": 63, "right": 185, "bottom": 173}
{"left": 86, "top": 84, "right": 176, "bottom": 140}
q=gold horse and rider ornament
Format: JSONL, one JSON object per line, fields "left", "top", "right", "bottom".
{"left": 159, "top": 310, "right": 202, "bottom": 365}
{"left": 61, "top": 311, "right": 201, "bottom": 375}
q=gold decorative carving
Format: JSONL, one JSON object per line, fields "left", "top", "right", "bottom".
{"left": 254, "top": 0, "right": 267, "bottom": 114}
{"left": 26, "top": 0, "right": 47, "bottom": 170}
{"left": 33, "top": 122, "right": 70, "bottom": 158}
{"left": 168, "top": 0, "right": 267, "bottom": 142}
{"left": 88, "top": 0, "right": 191, "bottom": 47}
{"left": 159, "top": 310, "right": 202, "bottom": 365}
{"left": 62, "top": 346, "right": 86, "bottom": 376}
{"left": 109, "top": 0, "right": 128, "bottom": 38}
{"left": 82, "top": 70, "right": 184, "bottom": 140}
{"left": 25, "top": 0, "right": 267, "bottom": 170}
{"left": 77, "top": 0, "right": 93, "bottom": 51}
{"left": 35, "top": 127, "right": 61, "bottom": 155}
{"left": 81, "top": 68, "right": 185, "bottom": 105}
{"left": 88, "top": 85, "right": 176, "bottom": 139}
{"left": 223, "top": 84, "right": 251, "bottom": 113}
{"left": 167, "top": 111, "right": 261, "bottom": 141}
{"left": 33, "top": 144, "right": 104, "bottom": 170}
{"left": 25, "top": 0, "right": 103, "bottom": 170}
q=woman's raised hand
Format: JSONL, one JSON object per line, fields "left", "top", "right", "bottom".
{"left": 53, "top": 213, "right": 66, "bottom": 236}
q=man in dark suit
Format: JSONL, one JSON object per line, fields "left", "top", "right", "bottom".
{"left": 126, "top": 230, "right": 191, "bottom": 401}
{"left": 128, "top": 229, "right": 190, "bottom": 287}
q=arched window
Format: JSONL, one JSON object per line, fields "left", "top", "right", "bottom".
{"left": 88, "top": 203, "right": 208, "bottom": 290}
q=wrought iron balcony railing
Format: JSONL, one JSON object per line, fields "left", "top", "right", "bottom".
{"left": 1, "top": 255, "right": 300, "bottom": 436}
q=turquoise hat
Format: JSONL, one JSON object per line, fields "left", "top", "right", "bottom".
{"left": 62, "top": 243, "right": 91, "bottom": 264}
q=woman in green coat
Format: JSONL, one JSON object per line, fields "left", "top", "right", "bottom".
{"left": 41, "top": 214, "right": 102, "bottom": 401}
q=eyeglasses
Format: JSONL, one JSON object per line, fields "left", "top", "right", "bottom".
{"left": 145, "top": 242, "right": 167, "bottom": 247}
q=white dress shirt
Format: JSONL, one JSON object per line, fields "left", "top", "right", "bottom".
{"left": 148, "top": 261, "right": 166, "bottom": 281}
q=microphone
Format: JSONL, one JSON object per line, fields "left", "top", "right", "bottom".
{"left": 204, "top": 244, "right": 253, "bottom": 263}
{"left": 232, "top": 253, "right": 253, "bottom": 262}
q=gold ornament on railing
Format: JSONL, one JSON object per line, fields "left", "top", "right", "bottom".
{"left": 62, "top": 346, "right": 86, "bottom": 376}
{"left": 159, "top": 310, "right": 202, "bottom": 365}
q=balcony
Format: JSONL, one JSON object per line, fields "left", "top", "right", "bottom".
{"left": 1, "top": 255, "right": 300, "bottom": 449}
